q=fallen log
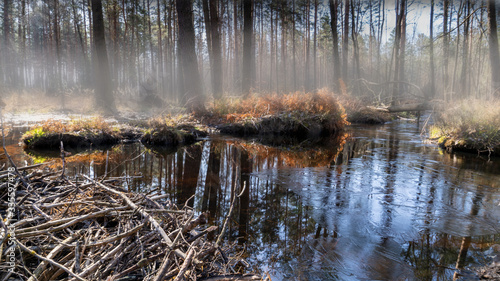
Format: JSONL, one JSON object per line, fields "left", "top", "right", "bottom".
{"left": 374, "top": 102, "right": 432, "bottom": 113}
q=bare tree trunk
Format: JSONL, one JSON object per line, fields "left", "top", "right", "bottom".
{"left": 329, "top": 0, "right": 341, "bottom": 90}
{"left": 176, "top": 0, "right": 205, "bottom": 113}
{"left": 429, "top": 0, "right": 435, "bottom": 99}
{"left": 488, "top": 0, "right": 500, "bottom": 97}
{"left": 157, "top": 0, "right": 163, "bottom": 94}
{"left": 304, "top": 0, "right": 310, "bottom": 91}
{"left": 281, "top": 0, "right": 287, "bottom": 93}
{"left": 443, "top": 0, "right": 450, "bottom": 100}
{"left": 233, "top": 0, "right": 240, "bottom": 92}
{"left": 351, "top": 0, "right": 361, "bottom": 84}
{"left": 210, "top": 0, "right": 223, "bottom": 98}
{"left": 1, "top": 0, "right": 10, "bottom": 89}
{"left": 20, "top": 0, "right": 26, "bottom": 88}
{"left": 242, "top": 0, "right": 254, "bottom": 96}
{"left": 460, "top": 0, "right": 471, "bottom": 98}
{"left": 92, "top": 0, "right": 116, "bottom": 113}
{"left": 292, "top": 0, "right": 297, "bottom": 91}
{"left": 313, "top": 0, "right": 318, "bottom": 90}
{"left": 342, "top": 0, "right": 349, "bottom": 82}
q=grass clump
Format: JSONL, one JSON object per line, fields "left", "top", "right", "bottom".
{"left": 21, "top": 117, "right": 121, "bottom": 149}
{"left": 209, "top": 90, "right": 348, "bottom": 138}
{"left": 141, "top": 116, "right": 207, "bottom": 147}
{"left": 430, "top": 99, "right": 500, "bottom": 156}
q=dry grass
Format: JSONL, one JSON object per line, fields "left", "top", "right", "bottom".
{"left": 430, "top": 99, "right": 500, "bottom": 155}
{"left": 26, "top": 117, "right": 113, "bottom": 135}
{"left": 21, "top": 117, "right": 119, "bottom": 149}
{"left": 209, "top": 89, "right": 348, "bottom": 124}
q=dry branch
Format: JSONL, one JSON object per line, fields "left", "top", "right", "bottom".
{"left": 0, "top": 158, "right": 256, "bottom": 281}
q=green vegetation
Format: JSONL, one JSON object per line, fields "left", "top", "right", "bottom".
{"left": 21, "top": 118, "right": 123, "bottom": 150}
{"left": 430, "top": 99, "right": 500, "bottom": 156}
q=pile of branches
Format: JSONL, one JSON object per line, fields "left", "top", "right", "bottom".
{"left": 0, "top": 161, "right": 259, "bottom": 281}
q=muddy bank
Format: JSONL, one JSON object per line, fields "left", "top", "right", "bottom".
{"left": 436, "top": 136, "right": 500, "bottom": 157}
{"left": 216, "top": 113, "right": 346, "bottom": 140}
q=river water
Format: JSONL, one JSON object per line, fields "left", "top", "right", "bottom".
{"left": 2, "top": 120, "right": 499, "bottom": 280}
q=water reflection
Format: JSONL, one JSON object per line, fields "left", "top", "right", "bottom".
{"left": 5, "top": 122, "right": 500, "bottom": 280}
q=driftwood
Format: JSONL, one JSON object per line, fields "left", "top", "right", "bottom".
{"left": 0, "top": 153, "right": 260, "bottom": 280}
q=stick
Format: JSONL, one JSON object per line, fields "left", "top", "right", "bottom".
{"left": 60, "top": 141, "right": 66, "bottom": 178}
{"left": 14, "top": 238, "right": 87, "bottom": 281}
{"left": 82, "top": 175, "right": 189, "bottom": 261}
{"left": 27, "top": 231, "right": 82, "bottom": 281}
{"left": 174, "top": 247, "right": 195, "bottom": 281}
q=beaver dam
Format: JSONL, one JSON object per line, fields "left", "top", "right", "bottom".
{"left": 0, "top": 155, "right": 260, "bottom": 280}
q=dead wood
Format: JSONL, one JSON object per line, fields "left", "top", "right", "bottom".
{"left": 0, "top": 150, "right": 257, "bottom": 281}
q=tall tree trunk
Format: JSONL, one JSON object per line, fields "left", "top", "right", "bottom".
{"left": 157, "top": 0, "right": 163, "bottom": 94}
{"left": 351, "top": 0, "right": 361, "bottom": 83}
{"left": 429, "top": 0, "right": 435, "bottom": 99}
{"left": 443, "top": 0, "right": 449, "bottom": 100}
{"left": 233, "top": 0, "right": 240, "bottom": 93}
{"left": 329, "top": 0, "right": 341, "bottom": 90}
{"left": 210, "top": 0, "right": 223, "bottom": 98}
{"left": 242, "top": 0, "right": 254, "bottom": 96}
{"left": 460, "top": 0, "right": 471, "bottom": 98}
{"left": 392, "top": 0, "right": 406, "bottom": 105}
{"left": 342, "top": 0, "right": 349, "bottom": 82}
{"left": 92, "top": 0, "right": 116, "bottom": 112}
{"left": 313, "top": 0, "right": 318, "bottom": 90}
{"left": 292, "top": 0, "right": 297, "bottom": 91}
{"left": 281, "top": 1, "right": 287, "bottom": 93}
{"left": 488, "top": 0, "right": 500, "bottom": 97}
{"left": 20, "top": 0, "right": 26, "bottom": 88}
{"left": 2, "top": 0, "right": 12, "bottom": 87}
{"left": 176, "top": 0, "right": 205, "bottom": 113}
{"left": 304, "top": 0, "right": 311, "bottom": 91}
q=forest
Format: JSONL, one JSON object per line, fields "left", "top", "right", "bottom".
{"left": 1, "top": 1, "right": 500, "bottom": 280}
{"left": 0, "top": 0, "right": 499, "bottom": 113}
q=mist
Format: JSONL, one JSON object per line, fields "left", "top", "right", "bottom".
{"left": 0, "top": 0, "right": 499, "bottom": 113}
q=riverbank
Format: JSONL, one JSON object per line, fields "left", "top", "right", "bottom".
{"left": 429, "top": 99, "right": 500, "bottom": 157}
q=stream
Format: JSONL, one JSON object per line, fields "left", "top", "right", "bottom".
{"left": 2, "top": 119, "right": 499, "bottom": 280}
